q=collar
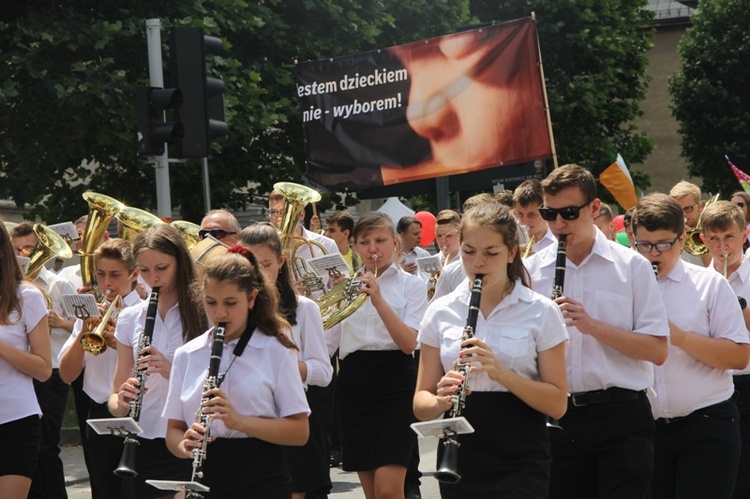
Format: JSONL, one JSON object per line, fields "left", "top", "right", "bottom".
{"left": 663, "top": 258, "right": 686, "bottom": 283}
{"left": 455, "top": 277, "right": 532, "bottom": 307}
{"left": 728, "top": 257, "right": 750, "bottom": 284}
{"left": 34, "top": 266, "right": 52, "bottom": 287}
{"left": 541, "top": 227, "right": 557, "bottom": 244}
{"left": 123, "top": 290, "right": 142, "bottom": 308}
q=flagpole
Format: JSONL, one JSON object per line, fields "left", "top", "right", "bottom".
{"left": 532, "top": 12, "right": 558, "bottom": 170}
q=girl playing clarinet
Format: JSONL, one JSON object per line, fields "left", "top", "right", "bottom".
{"left": 164, "top": 247, "right": 310, "bottom": 498}
{"left": 413, "top": 202, "right": 568, "bottom": 498}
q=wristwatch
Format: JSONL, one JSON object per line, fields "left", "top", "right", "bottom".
{"left": 739, "top": 297, "right": 747, "bottom": 310}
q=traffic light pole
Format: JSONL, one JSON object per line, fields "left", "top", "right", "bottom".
{"left": 146, "top": 18, "right": 173, "bottom": 220}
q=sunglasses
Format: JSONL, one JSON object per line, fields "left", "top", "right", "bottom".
{"left": 538, "top": 200, "right": 593, "bottom": 222}
{"left": 198, "top": 229, "right": 236, "bottom": 240}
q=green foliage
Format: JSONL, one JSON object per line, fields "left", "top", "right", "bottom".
{"left": 669, "top": 0, "right": 750, "bottom": 197}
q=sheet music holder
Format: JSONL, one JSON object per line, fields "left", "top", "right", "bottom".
{"left": 410, "top": 417, "right": 475, "bottom": 439}
{"left": 145, "top": 480, "right": 210, "bottom": 493}
{"left": 415, "top": 255, "right": 443, "bottom": 275}
{"left": 87, "top": 417, "right": 143, "bottom": 437}
{"left": 307, "top": 252, "right": 351, "bottom": 278}
{"left": 62, "top": 293, "right": 101, "bottom": 319}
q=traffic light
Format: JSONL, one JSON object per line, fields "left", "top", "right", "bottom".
{"left": 135, "top": 86, "right": 184, "bottom": 156}
{"left": 169, "top": 27, "right": 229, "bottom": 158}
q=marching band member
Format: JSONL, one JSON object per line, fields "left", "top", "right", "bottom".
{"left": 325, "top": 211, "right": 361, "bottom": 275}
{"left": 164, "top": 248, "right": 310, "bottom": 498}
{"left": 633, "top": 194, "right": 750, "bottom": 498}
{"left": 10, "top": 222, "right": 77, "bottom": 499}
{"left": 593, "top": 203, "right": 617, "bottom": 241}
{"left": 414, "top": 202, "right": 567, "bottom": 498}
{"left": 268, "top": 190, "right": 339, "bottom": 256}
{"left": 0, "top": 220, "right": 51, "bottom": 499}
{"left": 58, "top": 239, "right": 142, "bottom": 499}
{"left": 525, "top": 165, "right": 669, "bottom": 499}
{"left": 327, "top": 212, "right": 428, "bottom": 499}
{"left": 513, "top": 179, "right": 556, "bottom": 255}
{"left": 239, "top": 223, "right": 333, "bottom": 499}
{"left": 697, "top": 200, "right": 750, "bottom": 498}
{"left": 669, "top": 180, "right": 710, "bottom": 267}
{"left": 108, "top": 224, "right": 205, "bottom": 499}
{"left": 396, "top": 216, "right": 430, "bottom": 276}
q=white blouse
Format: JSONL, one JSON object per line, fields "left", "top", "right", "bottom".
{"left": 114, "top": 298, "right": 186, "bottom": 439}
{"left": 290, "top": 296, "right": 333, "bottom": 389}
{"left": 419, "top": 279, "right": 568, "bottom": 392}
{"left": 163, "top": 327, "right": 310, "bottom": 439}
{"left": 0, "top": 283, "right": 48, "bottom": 425}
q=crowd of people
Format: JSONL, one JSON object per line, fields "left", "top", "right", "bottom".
{"left": 2, "top": 166, "right": 750, "bottom": 498}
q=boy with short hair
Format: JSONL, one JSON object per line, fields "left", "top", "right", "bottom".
{"left": 513, "top": 179, "right": 556, "bottom": 255}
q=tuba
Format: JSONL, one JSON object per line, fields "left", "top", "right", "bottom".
{"left": 274, "top": 182, "right": 329, "bottom": 297}
{"left": 116, "top": 206, "right": 163, "bottom": 242}
{"left": 171, "top": 220, "right": 202, "bottom": 250}
{"left": 80, "top": 192, "right": 125, "bottom": 292}
{"left": 684, "top": 193, "right": 719, "bottom": 256}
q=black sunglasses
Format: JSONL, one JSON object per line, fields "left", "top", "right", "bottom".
{"left": 199, "top": 229, "right": 236, "bottom": 240}
{"left": 538, "top": 200, "right": 593, "bottom": 222}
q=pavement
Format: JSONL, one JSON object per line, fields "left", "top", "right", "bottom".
{"left": 64, "top": 436, "right": 441, "bottom": 498}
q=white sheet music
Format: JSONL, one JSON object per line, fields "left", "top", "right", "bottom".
{"left": 62, "top": 294, "right": 100, "bottom": 319}
{"left": 48, "top": 222, "right": 80, "bottom": 242}
{"left": 416, "top": 255, "right": 442, "bottom": 274}
{"left": 307, "top": 253, "right": 351, "bottom": 278}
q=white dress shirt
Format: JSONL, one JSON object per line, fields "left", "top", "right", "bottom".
{"left": 401, "top": 246, "right": 431, "bottom": 277}
{"left": 291, "top": 296, "right": 333, "bottom": 388}
{"left": 525, "top": 227, "right": 670, "bottom": 393}
{"left": 650, "top": 260, "right": 749, "bottom": 418}
{"left": 114, "top": 298, "right": 186, "bottom": 439}
{"left": 59, "top": 263, "right": 83, "bottom": 290}
{"left": 163, "top": 328, "right": 310, "bottom": 439}
{"left": 431, "top": 258, "right": 466, "bottom": 301}
{"left": 419, "top": 279, "right": 568, "bottom": 392}
{"left": 533, "top": 227, "right": 557, "bottom": 254}
{"left": 58, "top": 290, "right": 142, "bottom": 404}
{"left": 327, "top": 263, "right": 427, "bottom": 359}
{"left": 0, "top": 284, "right": 47, "bottom": 424}
{"left": 35, "top": 267, "right": 77, "bottom": 368}
{"left": 716, "top": 257, "right": 750, "bottom": 375}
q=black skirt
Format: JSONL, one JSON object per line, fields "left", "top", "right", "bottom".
{"left": 283, "top": 386, "right": 332, "bottom": 493}
{"left": 337, "top": 350, "right": 418, "bottom": 471}
{"left": 437, "top": 392, "right": 551, "bottom": 499}
{"left": 133, "top": 437, "right": 192, "bottom": 499}
{"left": 0, "top": 415, "right": 40, "bottom": 479}
{"left": 203, "top": 437, "right": 291, "bottom": 498}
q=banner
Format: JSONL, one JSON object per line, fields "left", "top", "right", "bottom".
{"left": 296, "top": 17, "right": 553, "bottom": 192}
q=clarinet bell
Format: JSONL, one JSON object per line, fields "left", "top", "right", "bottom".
{"left": 114, "top": 437, "right": 139, "bottom": 478}
{"left": 434, "top": 439, "right": 462, "bottom": 484}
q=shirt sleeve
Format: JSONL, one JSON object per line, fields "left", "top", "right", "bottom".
{"left": 535, "top": 297, "right": 569, "bottom": 352}
{"left": 162, "top": 345, "right": 188, "bottom": 422}
{"left": 417, "top": 299, "right": 443, "bottom": 348}
{"left": 273, "top": 347, "right": 311, "bottom": 418}
{"left": 630, "top": 254, "right": 670, "bottom": 338}
{"left": 22, "top": 285, "right": 48, "bottom": 334}
{"left": 708, "top": 274, "right": 750, "bottom": 344}
{"left": 402, "top": 273, "right": 428, "bottom": 331}
{"left": 297, "top": 299, "right": 333, "bottom": 388}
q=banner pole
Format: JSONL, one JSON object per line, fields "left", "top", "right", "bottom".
{"left": 532, "top": 12, "right": 558, "bottom": 170}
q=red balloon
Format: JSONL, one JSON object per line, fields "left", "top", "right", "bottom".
{"left": 414, "top": 211, "right": 437, "bottom": 248}
{"left": 613, "top": 214, "right": 626, "bottom": 232}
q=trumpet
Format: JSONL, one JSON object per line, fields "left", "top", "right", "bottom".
{"left": 80, "top": 294, "right": 123, "bottom": 356}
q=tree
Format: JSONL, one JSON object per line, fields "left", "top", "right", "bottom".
{"left": 669, "top": 0, "right": 750, "bottom": 197}
{"left": 0, "top": 0, "right": 470, "bottom": 223}
{"left": 470, "top": 0, "right": 655, "bottom": 200}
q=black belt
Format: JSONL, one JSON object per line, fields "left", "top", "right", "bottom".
{"left": 569, "top": 387, "right": 642, "bottom": 407}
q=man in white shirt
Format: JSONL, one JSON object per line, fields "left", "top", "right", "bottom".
{"left": 669, "top": 180, "right": 710, "bottom": 267}
{"left": 11, "top": 222, "right": 77, "bottom": 499}
{"left": 525, "top": 165, "right": 669, "bottom": 499}
{"left": 513, "top": 179, "right": 556, "bottom": 255}
{"left": 396, "top": 216, "right": 430, "bottom": 276}
{"left": 633, "top": 194, "right": 750, "bottom": 498}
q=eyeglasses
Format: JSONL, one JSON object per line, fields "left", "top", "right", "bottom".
{"left": 14, "top": 245, "right": 35, "bottom": 257}
{"left": 198, "top": 229, "right": 236, "bottom": 240}
{"left": 634, "top": 234, "right": 680, "bottom": 254}
{"left": 538, "top": 200, "right": 593, "bottom": 221}
{"left": 268, "top": 210, "right": 283, "bottom": 217}
{"left": 682, "top": 203, "right": 699, "bottom": 214}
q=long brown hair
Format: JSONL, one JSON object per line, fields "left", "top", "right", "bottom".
{"left": 204, "top": 250, "right": 297, "bottom": 350}
{"left": 0, "top": 220, "right": 27, "bottom": 324}
{"left": 132, "top": 224, "right": 206, "bottom": 342}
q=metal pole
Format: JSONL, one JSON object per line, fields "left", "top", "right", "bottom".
{"left": 436, "top": 177, "right": 450, "bottom": 211}
{"left": 146, "top": 19, "right": 173, "bottom": 219}
{"left": 202, "top": 157, "right": 211, "bottom": 213}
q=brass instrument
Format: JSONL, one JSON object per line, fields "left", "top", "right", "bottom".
{"left": 187, "top": 323, "right": 227, "bottom": 498}
{"left": 435, "top": 274, "right": 484, "bottom": 484}
{"left": 80, "top": 294, "right": 123, "bottom": 356}
{"left": 274, "top": 181, "right": 329, "bottom": 297}
{"left": 319, "top": 255, "right": 378, "bottom": 330}
{"left": 80, "top": 192, "right": 125, "bottom": 292}
{"left": 115, "top": 287, "right": 160, "bottom": 478}
{"left": 684, "top": 193, "right": 719, "bottom": 257}
{"left": 522, "top": 233, "right": 536, "bottom": 259}
{"left": 171, "top": 220, "right": 202, "bottom": 250}
{"left": 427, "top": 251, "right": 450, "bottom": 301}
{"left": 26, "top": 224, "right": 74, "bottom": 277}
{"left": 116, "top": 206, "right": 163, "bottom": 242}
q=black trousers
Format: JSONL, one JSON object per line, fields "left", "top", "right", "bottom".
{"left": 549, "top": 390, "right": 655, "bottom": 499}
{"left": 733, "top": 376, "right": 750, "bottom": 499}
{"left": 85, "top": 401, "right": 128, "bottom": 499}
{"left": 653, "top": 398, "right": 741, "bottom": 499}
{"left": 28, "top": 369, "right": 69, "bottom": 499}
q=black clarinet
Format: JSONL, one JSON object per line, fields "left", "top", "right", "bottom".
{"left": 435, "top": 274, "right": 484, "bottom": 484}
{"left": 187, "top": 323, "right": 227, "bottom": 498}
{"left": 115, "top": 286, "right": 160, "bottom": 478}
{"left": 548, "top": 235, "right": 567, "bottom": 430}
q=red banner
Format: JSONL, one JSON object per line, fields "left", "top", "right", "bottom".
{"left": 296, "top": 17, "right": 553, "bottom": 191}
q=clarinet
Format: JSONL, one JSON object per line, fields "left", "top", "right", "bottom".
{"left": 114, "top": 286, "right": 160, "bottom": 478}
{"left": 548, "top": 235, "right": 567, "bottom": 430}
{"left": 435, "top": 274, "right": 484, "bottom": 484}
{"left": 187, "top": 323, "right": 227, "bottom": 498}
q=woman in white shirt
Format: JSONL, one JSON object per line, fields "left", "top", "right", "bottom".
{"left": 58, "top": 239, "right": 143, "bottom": 499}
{"left": 414, "top": 202, "right": 568, "bottom": 498}
{"left": 108, "top": 224, "right": 206, "bottom": 499}
{"left": 0, "top": 221, "right": 52, "bottom": 499}
{"left": 239, "top": 222, "right": 333, "bottom": 498}
{"left": 327, "top": 211, "right": 428, "bottom": 499}
{"left": 164, "top": 247, "right": 310, "bottom": 498}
